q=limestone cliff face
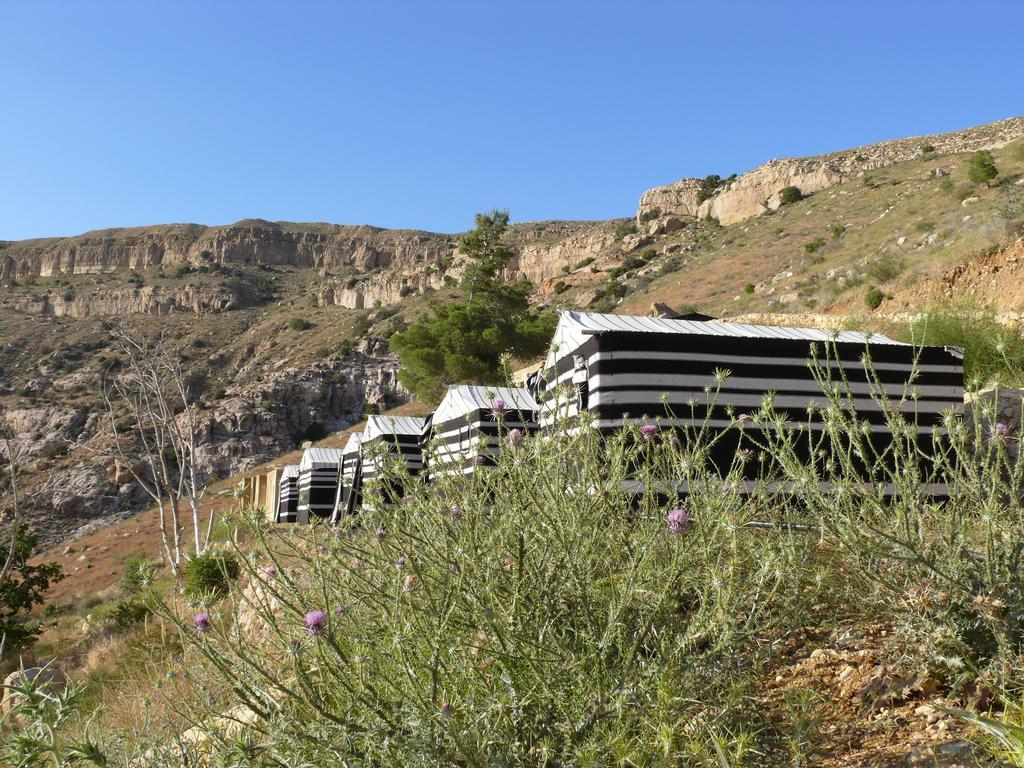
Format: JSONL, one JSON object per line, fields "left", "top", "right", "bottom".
{"left": 0, "top": 221, "right": 457, "bottom": 280}
{"left": 0, "top": 283, "right": 249, "bottom": 318}
{"left": 637, "top": 115, "right": 1024, "bottom": 226}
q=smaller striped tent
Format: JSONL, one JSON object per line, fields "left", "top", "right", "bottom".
{"left": 427, "top": 385, "right": 539, "bottom": 480}
{"left": 332, "top": 432, "right": 364, "bottom": 521}
{"left": 360, "top": 415, "right": 426, "bottom": 506}
{"left": 275, "top": 465, "right": 300, "bottom": 523}
{"left": 297, "top": 447, "right": 344, "bottom": 523}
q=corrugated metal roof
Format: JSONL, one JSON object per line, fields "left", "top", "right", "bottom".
{"left": 298, "top": 447, "right": 344, "bottom": 470}
{"left": 281, "top": 465, "right": 299, "bottom": 479}
{"left": 433, "top": 385, "right": 540, "bottom": 424}
{"left": 363, "top": 415, "right": 427, "bottom": 442}
{"left": 546, "top": 311, "right": 907, "bottom": 367}
{"left": 341, "top": 432, "right": 362, "bottom": 454}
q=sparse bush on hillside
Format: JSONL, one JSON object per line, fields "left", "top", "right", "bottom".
{"left": 573, "top": 256, "right": 595, "bottom": 270}
{"left": 864, "top": 286, "right": 884, "bottom": 309}
{"left": 778, "top": 186, "right": 803, "bottom": 206}
{"left": 829, "top": 223, "right": 846, "bottom": 239}
{"left": 300, "top": 421, "right": 327, "bottom": 443}
{"left": 968, "top": 150, "right": 999, "bottom": 186}
{"left": 905, "top": 307, "right": 1024, "bottom": 388}
{"left": 613, "top": 220, "right": 637, "bottom": 240}
{"left": 398, "top": 285, "right": 415, "bottom": 298}
{"left": 866, "top": 254, "right": 904, "bottom": 283}
{"left": 553, "top": 280, "right": 568, "bottom": 294}
{"left": 638, "top": 207, "right": 661, "bottom": 223}
{"left": 804, "top": 237, "right": 827, "bottom": 255}
{"left": 921, "top": 143, "right": 936, "bottom": 156}
{"left": 286, "top": 317, "right": 311, "bottom": 332}
{"left": 744, "top": 282, "right": 755, "bottom": 294}
{"left": 182, "top": 550, "right": 240, "bottom": 598}
{"left": 120, "top": 556, "right": 158, "bottom": 595}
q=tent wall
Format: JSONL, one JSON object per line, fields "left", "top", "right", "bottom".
{"left": 537, "top": 327, "right": 964, "bottom": 489}
{"left": 428, "top": 405, "right": 538, "bottom": 479}
{"left": 276, "top": 467, "right": 300, "bottom": 523}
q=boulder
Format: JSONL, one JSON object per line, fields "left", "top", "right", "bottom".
{"left": 575, "top": 289, "right": 605, "bottom": 308}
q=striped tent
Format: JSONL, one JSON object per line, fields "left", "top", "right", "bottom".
{"left": 536, "top": 311, "right": 964, "bottom": 491}
{"left": 360, "top": 415, "right": 427, "bottom": 506}
{"left": 297, "top": 447, "right": 344, "bottom": 523}
{"left": 275, "top": 465, "right": 300, "bottom": 523}
{"left": 427, "top": 385, "right": 539, "bottom": 480}
{"left": 332, "top": 432, "right": 364, "bottom": 521}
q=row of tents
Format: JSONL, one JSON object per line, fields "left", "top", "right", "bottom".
{"left": 241, "top": 310, "right": 966, "bottom": 522}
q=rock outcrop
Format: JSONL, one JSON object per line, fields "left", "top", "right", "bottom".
{"left": 637, "top": 115, "right": 1024, "bottom": 226}
{"left": 0, "top": 282, "right": 250, "bottom": 318}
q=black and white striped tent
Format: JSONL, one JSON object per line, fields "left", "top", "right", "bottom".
{"left": 331, "top": 432, "right": 364, "bottom": 521}
{"left": 359, "top": 415, "right": 427, "bottom": 505}
{"left": 297, "top": 447, "right": 344, "bottom": 522}
{"left": 426, "top": 385, "right": 539, "bottom": 480}
{"left": 536, "top": 310, "right": 964, "bottom": 491}
{"left": 275, "top": 465, "right": 300, "bottom": 523}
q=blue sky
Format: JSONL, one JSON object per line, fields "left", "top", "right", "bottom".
{"left": 2, "top": 1, "right": 1022, "bottom": 240}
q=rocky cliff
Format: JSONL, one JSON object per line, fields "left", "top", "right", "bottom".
{"left": 637, "top": 115, "right": 1024, "bottom": 226}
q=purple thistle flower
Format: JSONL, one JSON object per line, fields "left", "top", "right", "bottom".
{"left": 440, "top": 702, "right": 453, "bottom": 716}
{"left": 396, "top": 555, "right": 407, "bottom": 570}
{"left": 334, "top": 604, "right": 350, "bottom": 618}
{"left": 737, "top": 413, "right": 752, "bottom": 424}
{"left": 737, "top": 448, "right": 756, "bottom": 462}
{"left": 304, "top": 610, "right": 328, "bottom": 636}
{"left": 668, "top": 433, "right": 680, "bottom": 446}
{"left": 506, "top": 428, "right": 525, "bottom": 447}
{"left": 193, "top": 612, "right": 211, "bottom": 633}
{"left": 263, "top": 564, "right": 277, "bottom": 577}
{"left": 375, "top": 527, "right": 387, "bottom": 541}
{"left": 639, "top": 424, "right": 660, "bottom": 441}
{"left": 988, "top": 422, "right": 1012, "bottom": 442}
{"left": 475, "top": 455, "right": 488, "bottom": 466}
{"left": 491, "top": 399, "right": 508, "bottom": 417}
{"left": 450, "top": 506, "right": 463, "bottom": 521}
{"left": 666, "top": 508, "right": 692, "bottom": 534}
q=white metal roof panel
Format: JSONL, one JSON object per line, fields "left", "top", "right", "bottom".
{"left": 363, "top": 415, "right": 427, "bottom": 442}
{"left": 341, "top": 432, "right": 362, "bottom": 454}
{"left": 432, "top": 385, "right": 540, "bottom": 424}
{"left": 298, "top": 447, "right": 344, "bottom": 470}
{"left": 281, "top": 465, "right": 299, "bottom": 479}
{"left": 545, "top": 311, "right": 907, "bottom": 367}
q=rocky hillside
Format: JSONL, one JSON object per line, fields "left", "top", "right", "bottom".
{"left": 3, "top": 114, "right": 1024, "bottom": 547}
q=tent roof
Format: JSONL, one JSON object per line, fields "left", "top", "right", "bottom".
{"left": 298, "top": 447, "right": 344, "bottom": 470}
{"left": 363, "top": 415, "right": 427, "bottom": 442}
{"left": 341, "top": 432, "right": 362, "bottom": 454}
{"left": 545, "top": 310, "right": 907, "bottom": 368}
{"left": 432, "top": 385, "right": 540, "bottom": 424}
{"left": 281, "top": 465, "right": 299, "bottom": 479}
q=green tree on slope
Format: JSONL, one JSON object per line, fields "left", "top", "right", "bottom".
{"left": 390, "top": 210, "right": 555, "bottom": 401}
{"left": 967, "top": 150, "right": 998, "bottom": 186}
{"left": 1, "top": 525, "right": 64, "bottom": 658}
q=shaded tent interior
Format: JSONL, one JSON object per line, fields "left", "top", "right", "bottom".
{"left": 275, "top": 465, "right": 300, "bottom": 523}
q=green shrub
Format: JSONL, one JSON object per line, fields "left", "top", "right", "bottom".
{"left": 829, "top": 223, "right": 846, "bottom": 239}
{"left": 172, "top": 265, "right": 193, "bottom": 279}
{"left": 287, "top": 317, "right": 311, "bottom": 332}
{"left": 864, "top": 286, "right": 884, "bottom": 309}
{"left": 803, "top": 237, "right": 826, "bottom": 255}
{"left": 743, "top": 283, "right": 755, "bottom": 294}
{"left": 182, "top": 550, "right": 240, "bottom": 597}
{"left": 207, "top": 386, "right": 227, "bottom": 401}
{"left": 638, "top": 207, "right": 661, "bottom": 223}
{"left": 905, "top": 307, "right": 1024, "bottom": 387}
{"left": 398, "top": 285, "right": 415, "bottom": 298}
{"left": 338, "top": 339, "right": 355, "bottom": 356}
{"left": 553, "top": 280, "right": 568, "bottom": 294}
{"left": 866, "top": 254, "right": 904, "bottom": 283}
{"left": 112, "top": 597, "right": 152, "bottom": 629}
{"left": 613, "top": 221, "right": 636, "bottom": 240}
{"left": 967, "top": 150, "right": 998, "bottom": 186}
{"left": 920, "top": 144, "right": 936, "bottom": 156}
{"left": 778, "top": 186, "right": 803, "bottom": 205}
{"left": 120, "top": 556, "right": 158, "bottom": 595}
{"left": 301, "top": 421, "right": 328, "bottom": 443}
{"left": 573, "top": 257, "right": 596, "bottom": 270}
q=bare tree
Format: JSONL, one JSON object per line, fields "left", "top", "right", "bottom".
{"left": 101, "top": 326, "right": 211, "bottom": 574}
{"left": 0, "top": 432, "right": 20, "bottom": 660}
